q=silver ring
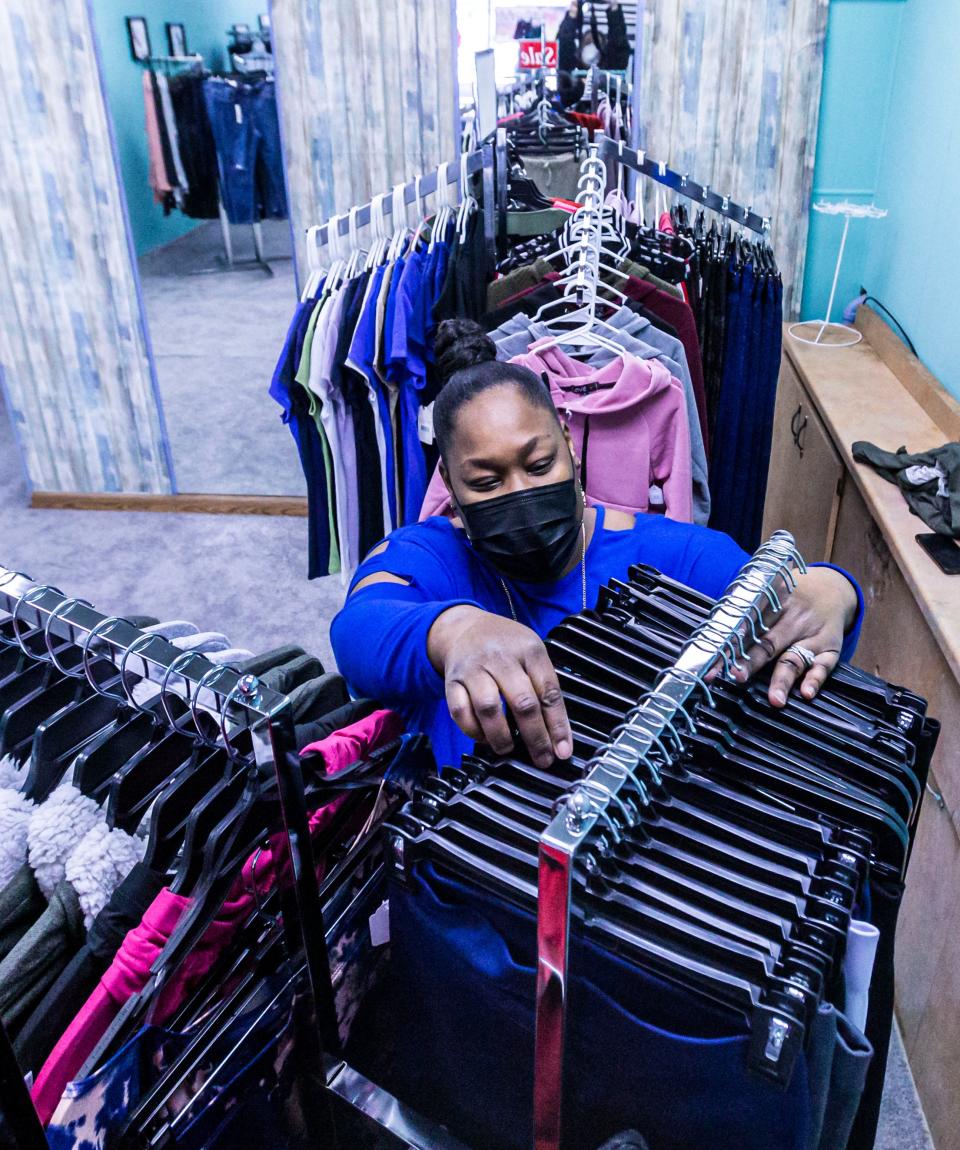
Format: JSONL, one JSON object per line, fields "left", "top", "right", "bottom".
{"left": 786, "top": 643, "right": 816, "bottom": 672}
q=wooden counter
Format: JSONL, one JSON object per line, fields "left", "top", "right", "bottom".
{"left": 762, "top": 307, "right": 960, "bottom": 1150}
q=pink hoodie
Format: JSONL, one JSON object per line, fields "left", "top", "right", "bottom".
{"left": 419, "top": 341, "right": 692, "bottom": 522}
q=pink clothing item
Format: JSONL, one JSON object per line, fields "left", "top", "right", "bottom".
{"left": 418, "top": 344, "right": 694, "bottom": 522}
{"left": 33, "top": 711, "right": 404, "bottom": 1124}
{"left": 32, "top": 889, "right": 187, "bottom": 1123}
{"left": 512, "top": 343, "right": 693, "bottom": 521}
{"left": 299, "top": 708, "right": 404, "bottom": 765}
{"left": 142, "top": 72, "right": 171, "bottom": 201}
{"left": 420, "top": 465, "right": 454, "bottom": 520}
{"left": 658, "top": 210, "right": 675, "bottom": 235}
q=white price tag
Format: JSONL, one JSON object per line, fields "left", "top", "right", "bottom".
{"left": 235, "top": 103, "right": 243, "bottom": 124}
{"left": 418, "top": 402, "right": 435, "bottom": 445}
{"left": 369, "top": 899, "right": 390, "bottom": 947}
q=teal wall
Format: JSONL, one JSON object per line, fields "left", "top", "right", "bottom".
{"left": 804, "top": 0, "right": 960, "bottom": 400}
{"left": 90, "top": 1, "right": 263, "bottom": 255}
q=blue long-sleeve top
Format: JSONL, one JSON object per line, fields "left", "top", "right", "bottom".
{"left": 330, "top": 506, "right": 864, "bottom": 771}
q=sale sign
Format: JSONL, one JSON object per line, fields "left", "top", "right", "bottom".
{"left": 518, "top": 40, "right": 558, "bottom": 69}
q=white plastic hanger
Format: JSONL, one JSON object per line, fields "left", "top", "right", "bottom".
{"left": 428, "top": 162, "right": 452, "bottom": 253}
{"left": 387, "top": 181, "right": 411, "bottom": 263}
{"left": 455, "top": 150, "right": 478, "bottom": 245}
{"left": 301, "top": 225, "right": 325, "bottom": 301}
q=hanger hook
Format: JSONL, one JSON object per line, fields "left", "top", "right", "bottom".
{"left": 217, "top": 675, "right": 260, "bottom": 764}
{"left": 460, "top": 150, "right": 471, "bottom": 201}
{"left": 190, "top": 662, "right": 233, "bottom": 748}
{"left": 0, "top": 569, "right": 33, "bottom": 648}
{"left": 390, "top": 182, "right": 406, "bottom": 233}
{"left": 347, "top": 204, "right": 360, "bottom": 254}
{"left": 80, "top": 616, "right": 127, "bottom": 697}
{"left": 119, "top": 632, "right": 170, "bottom": 716}
{"left": 44, "top": 597, "right": 93, "bottom": 677}
{"left": 12, "top": 584, "right": 63, "bottom": 661}
{"left": 579, "top": 777, "right": 639, "bottom": 831}
{"left": 159, "top": 650, "right": 208, "bottom": 738}
{"left": 642, "top": 688, "right": 696, "bottom": 735}
{"left": 657, "top": 664, "right": 716, "bottom": 710}
{"left": 594, "top": 743, "right": 650, "bottom": 807}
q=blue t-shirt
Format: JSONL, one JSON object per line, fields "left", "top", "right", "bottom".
{"left": 331, "top": 508, "right": 864, "bottom": 771}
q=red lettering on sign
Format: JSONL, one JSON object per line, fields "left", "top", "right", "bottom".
{"left": 518, "top": 40, "right": 558, "bottom": 70}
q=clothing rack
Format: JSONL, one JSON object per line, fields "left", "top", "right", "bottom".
{"left": 578, "top": 64, "right": 632, "bottom": 114}
{"left": 142, "top": 53, "right": 205, "bottom": 71}
{"left": 556, "top": 141, "right": 607, "bottom": 307}
{"left": 596, "top": 134, "right": 771, "bottom": 235}
{"left": 141, "top": 56, "right": 278, "bottom": 273}
{"left": 532, "top": 530, "right": 806, "bottom": 1150}
{"left": 0, "top": 568, "right": 341, "bottom": 1144}
{"left": 306, "top": 142, "right": 497, "bottom": 271}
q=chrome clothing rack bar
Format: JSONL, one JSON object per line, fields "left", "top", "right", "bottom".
{"left": 307, "top": 143, "right": 496, "bottom": 268}
{"left": 596, "top": 134, "right": 771, "bottom": 235}
{"left": 532, "top": 531, "right": 806, "bottom": 1150}
{"left": 0, "top": 567, "right": 341, "bottom": 1142}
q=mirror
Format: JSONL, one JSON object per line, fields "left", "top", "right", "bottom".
{"left": 457, "top": 2, "right": 637, "bottom": 98}
{"left": 89, "top": 4, "right": 301, "bottom": 497}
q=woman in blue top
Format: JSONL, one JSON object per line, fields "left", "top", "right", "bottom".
{"left": 331, "top": 320, "right": 862, "bottom": 772}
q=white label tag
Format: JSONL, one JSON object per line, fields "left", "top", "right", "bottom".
{"left": 369, "top": 899, "right": 390, "bottom": 947}
{"left": 418, "top": 402, "right": 435, "bottom": 445}
{"left": 235, "top": 103, "right": 243, "bottom": 124}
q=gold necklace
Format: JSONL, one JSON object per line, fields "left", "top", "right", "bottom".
{"left": 498, "top": 521, "right": 588, "bottom": 623}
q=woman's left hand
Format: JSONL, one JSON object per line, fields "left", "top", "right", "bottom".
{"left": 733, "top": 567, "right": 859, "bottom": 707}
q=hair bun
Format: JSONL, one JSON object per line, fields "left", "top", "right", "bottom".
{"left": 435, "top": 318, "right": 497, "bottom": 384}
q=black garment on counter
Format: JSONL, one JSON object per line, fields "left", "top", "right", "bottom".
{"left": 167, "top": 73, "right": 221, "bottom": 220}
{"left": 852, "top": 440, "right": 960, "bottom": 537}
{"left": 0, "top": 865, "right": 47, "bottom": 962}
{"left": 13, "top": 862, "right": 166, "bottom": 1074}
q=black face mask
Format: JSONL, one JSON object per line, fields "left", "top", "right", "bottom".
{"left": 456, "top": 478, "right": 584, "bottom": 583}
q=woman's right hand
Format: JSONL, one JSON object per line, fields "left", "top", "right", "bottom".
{"left": 428, "top": 605, "right": 573, "bottom": 770}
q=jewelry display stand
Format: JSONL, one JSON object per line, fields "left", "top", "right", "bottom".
{"left": 789, "top": 201, "right": 887, "bottom": 347}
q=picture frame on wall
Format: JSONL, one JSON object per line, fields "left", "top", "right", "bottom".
{"left": 166, "top": 22, "right": 187, "bottom": 57}
{"left": 126, "top": 16, "right": 151, "bottom": 62}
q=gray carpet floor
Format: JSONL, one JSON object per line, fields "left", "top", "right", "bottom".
{"left": 0, "top": 364, "right": 936, "bottom": 1150}
{"left": 139, "top": 219, "right": 305, "bottom": 497}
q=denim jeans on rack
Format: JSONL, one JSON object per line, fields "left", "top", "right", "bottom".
{"left": 203, "top": 79, "right": 288, "bottom": 225}
{"left": 388, "top": 861, "right": 814, "bottom": 1150}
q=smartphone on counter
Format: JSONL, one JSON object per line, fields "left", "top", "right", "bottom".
{"left": 916, "top": 533, "right": 960, "bottom": 575}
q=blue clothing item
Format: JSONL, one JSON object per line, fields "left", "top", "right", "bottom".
{"left": 708, "top": 262, "right": 783, "bottom": 551}
{"left": 269, "top": 299, "right": 330, "bottom": 577}
{"left": 202, "top": 80, "right": 287, "bottom": 225}
{"left": 387, "top": 249, "right": 430, "bottom": 524}
{"left": 388, "top": 861, "right": 813, "bottom": 1150}
{"left": 45, "top": 1024, "right": 189, "bottom": 1149}
{"left": 330, "top": 507, "right": 864, "bottom": 771}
